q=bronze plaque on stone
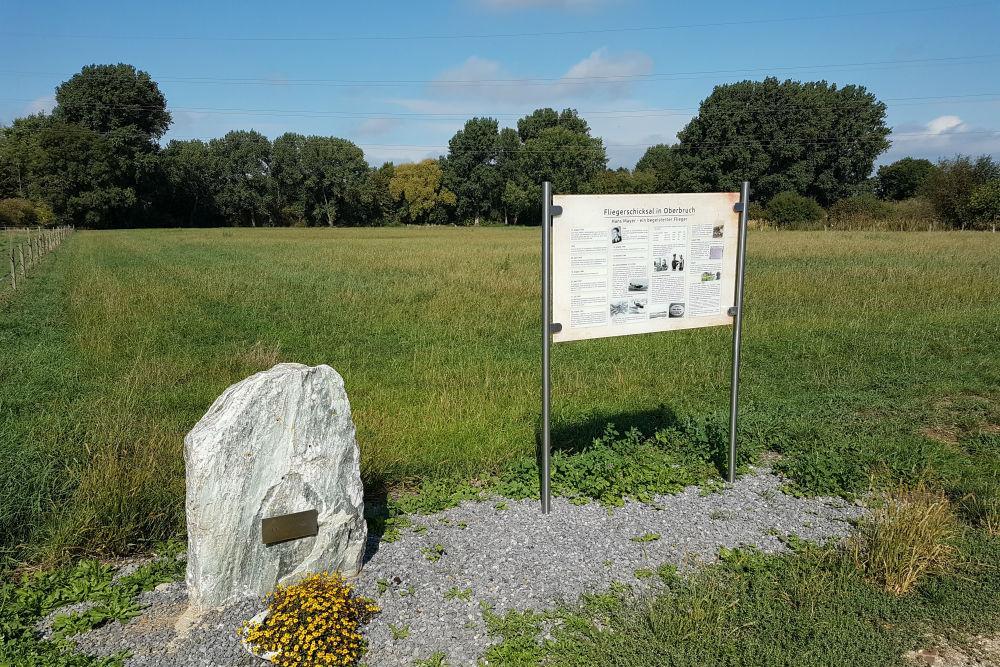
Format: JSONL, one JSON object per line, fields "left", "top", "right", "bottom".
{"left": 261, "top": 509, "right": 318, "bottom": 545}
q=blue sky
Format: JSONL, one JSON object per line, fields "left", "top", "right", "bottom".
{"left": 1, "top": 0, "right": 998, "bottom": 170}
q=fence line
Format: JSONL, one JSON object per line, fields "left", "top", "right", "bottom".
{"left": 3, "top": 226, "right": 75, "bottom": 292}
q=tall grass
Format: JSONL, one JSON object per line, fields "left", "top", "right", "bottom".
{"left": 850, "top": 483, "right": 959, "bottom": 595}
{"left": 752, "top": 197, "right": 944, "bottom": 231}
{"left": 1, "top": 227, "right": 999, "bottom": 567}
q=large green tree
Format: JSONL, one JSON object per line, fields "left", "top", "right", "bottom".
{"left": 502, "top": 108, "right": 607, "bottom": 224}
{"left": 516, "top": 108, "right": 590, "bottom": 143}
{"left": 160, "top": 139, "right": 221, "bottom": 226}
{"left": 271, "top": 133, "right": 370, "bottom": 226}
{"left": 634, "top": 144, "right": 684, "bottom": 192}
{"left": 270, "top": 132, "right": 309, "bottom": 223}
{"left": 497, "top": 127, "right": 524, "bottom": 224}
{"left": 303, "top": 136, "right": 370, "bottom": 226}
{"left": 53, "top": 63, "right": 170, "bottom": 140}
{"left": 362, "top": 161, "right": 397, "bottom": 225}
{"left": 33, "top": 120, "right": 131, "bottom": 228}
{"left": 0, "top": 115, "right": 129, "bottom": 228}
{"left": 674, "top": 78, "right": 891, "bottom": 206}
{"left": 0, "top": 114, "right": 49, "bottom": 201}
{"left": 49, "top": 63, "right": 172, "bottom": 225}
{"left": 210, "top": 130, "right": 273, "bottom": 227}
{"left": 875, "top": 157, "right": 936, "bottom": 200}
{"left": 441, "top": 117, "right": 504, "bottom": 224}
{"left": 519, "top": 124, "right": 606, "bottom": 195}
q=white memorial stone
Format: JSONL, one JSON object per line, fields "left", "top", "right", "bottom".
{"left": 184, "top": 363, "right": 366, "bottom": 609}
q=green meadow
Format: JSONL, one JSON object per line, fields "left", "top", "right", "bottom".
{"left": 1, "top": 227, "right": 999, "bottom": 570}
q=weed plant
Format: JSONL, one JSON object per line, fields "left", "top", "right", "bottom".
{"left": 0, "top": 540, "right": 184, "bottom": 667}
{"left": 365, "top": 421, "right": 733, "bottom": 543}
{"left": 849, "top": 483, "right": 959, "bottom": 595}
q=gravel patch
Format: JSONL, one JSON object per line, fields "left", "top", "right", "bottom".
{"left": 41, "top": 467, "right": 864, "bottom": 666}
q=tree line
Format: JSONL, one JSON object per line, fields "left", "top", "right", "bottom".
{"left": 1, "top": 63, "right": 997, "bottom": 229}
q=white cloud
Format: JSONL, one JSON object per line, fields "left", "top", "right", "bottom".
{"left": 426, "top": 56, "right": 519, "bottom": 101}
{"left": 434, "top": 56, "right": 505, "bottom": 84}
{"left": 881, "top": 114, "right": 1000, "bottom": 164}
{"left": 24, "top": 95, "right": 55, "bottom": 116}
{"left": 559, "top": 47, "right": 653, "bottom": 97}
{"left": 925, "top": 115, "right": 965, "bottom": 135}
{"left": 478, "top": 0, "right": 620, "bottom": 10}
{"left": 424, "top": 48, "right": 652, "bottom": 104}
{"left": 353, "top": 117, "right": 403, "bottom": 136}
{"left": 385, "top": 49, "right": 676, "bottom": 168}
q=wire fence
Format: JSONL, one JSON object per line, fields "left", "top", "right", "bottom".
{"left": 2, "top": 226, "right": 74, "bottom": 291}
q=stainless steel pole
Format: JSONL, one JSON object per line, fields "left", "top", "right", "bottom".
{"left": 728, "top": 181, "right": 750, "bottom": 484}
{"left": 541, "top": 182, "right": 552, "bottom": 514}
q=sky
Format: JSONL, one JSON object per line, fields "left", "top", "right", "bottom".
{"left": 1, "top": 0, "right": 998, "bottom": 170}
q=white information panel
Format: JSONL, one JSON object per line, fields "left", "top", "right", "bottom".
{"left": 552, "top": 192, "right": 740, "bottom": 343}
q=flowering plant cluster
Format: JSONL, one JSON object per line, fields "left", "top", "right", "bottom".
{"left": 240, "top": 571, "right": 380, "bottom": 666}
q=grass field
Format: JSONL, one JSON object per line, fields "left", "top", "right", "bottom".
{"left": 1, "top": 227, "right": 999, "bottom": 570}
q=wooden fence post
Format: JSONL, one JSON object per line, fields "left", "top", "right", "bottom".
{"left": 9, "top": 249, "right": 15, "bottom": 290}
{"left": 18, "top": 244, "right": 24, "bottom": 278}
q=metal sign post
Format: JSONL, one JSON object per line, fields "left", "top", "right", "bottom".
{"left": 541, "top": 181, "right": 563, "bottom": 514}
{"left": 541, "top": 183, "right": 749, "bottom": 510}
{"left": 728, "top": 181, "right": 750, "bottom": 483}
{"left": 542, "top": 182, "right": 552, "bottom": 514}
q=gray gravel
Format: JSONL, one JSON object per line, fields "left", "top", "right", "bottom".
{"left": 42, "top": 467, "right": 864, "bottom": 667}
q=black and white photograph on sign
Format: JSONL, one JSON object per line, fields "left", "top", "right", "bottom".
{"left": 669, "top": 303, "right": 686, "bottom": 318}
{"left": 709, "top": 246, "right": 724, "bottom": 260}
{"left": 611, "top": 227, "right": 622, "bottom": 244}
{"left": 627, "top": 278, "right": 648, "bottom": 292}
{"left": 628, "top": 298, "right": 647, "bottom": 314}
{"left": 653, "top": 253, "right": 684, "bottom": 272}
{"left": 713, "top": 225, "right": 724, "bottom": 238}
{"left": 610, "top": 299, "right": 628, "bottom": 317}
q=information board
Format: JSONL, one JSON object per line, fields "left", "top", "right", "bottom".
{"left": 551, "top": 192, "right": 741, "bottom": 343}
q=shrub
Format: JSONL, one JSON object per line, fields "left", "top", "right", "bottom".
{"left": 964, "top": 180, "right": 1000, "bottom": 230}
{"left": 849, "top": 483, "right": 958, "bottom": 595}
{"left": 0, "top": 198, "right": 54, "bottom": 226}
{"left": 828, "top": 194, "right": 893, "bottom": 227}
{"left": 887, "top": 197, "right": 939, "bottom": 229}
{"left": 747, "top": 201, "right": 766, "bottom": 221}
{"left": 920, "top": 155, "right": 1000, "bottom": 228}
{"left": 0, "top": 198, "right": 37, "bottom": 226}
{"left": 764, "top": 191, "right": 824, "bottom": 226}
{"left": 240, "top": 572, "right": 379, "bottom": 666}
